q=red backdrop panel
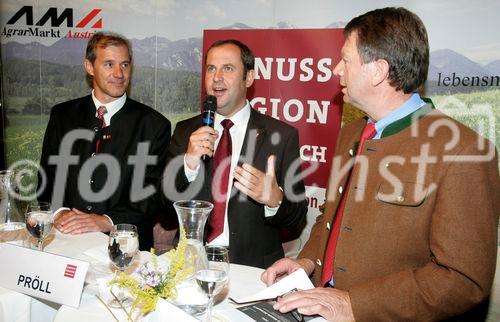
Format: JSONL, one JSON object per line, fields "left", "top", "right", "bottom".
{"left": 202, "top": 29, "right": 344, "bottom": 188}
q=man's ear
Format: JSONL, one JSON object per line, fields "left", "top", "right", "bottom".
{"left": 245, "top": 69, "right": 255, "bottom": 88}
{"left": 84, "top": 59, "right": 94, "bottom": 77}
{"left": 371, "top": 58, "right": 389, "bottom": 87}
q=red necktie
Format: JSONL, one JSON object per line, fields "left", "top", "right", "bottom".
{"left": 321, "top": 122, "right": 377, "bottom": 286}
{"left": 95, "top": 105, "right": 107, "bottom": 153}
{"left": 207, "top": 119, "right": 234, "bottom": 242}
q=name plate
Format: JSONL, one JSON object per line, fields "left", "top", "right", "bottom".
{"left": 0, "top": 243, "right": 89, "bottom": 308}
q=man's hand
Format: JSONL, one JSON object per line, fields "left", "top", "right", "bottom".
{"left": 54, "top": 208, "right": 113, "bottom": 234}
{"left": 233, "top": 155, "right": 283, "bottom": 207}
{"left": 185, "top": 126, "right": 218, "bottom": 170}
{"left": 274, "top": 287, "right": 355, "bottom": 322}
{"left": 261, "top": 258, "right": 315, "bottom": 286}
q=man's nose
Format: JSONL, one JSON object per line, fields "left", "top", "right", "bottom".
{"left": 332, "top": 61, "right": 343, "bottom": 77}
{"left": 113, "top": 65, "right": 124, "bottom": 78}
{"left": 213, "top": 69, "right": 223, "bottom": 82}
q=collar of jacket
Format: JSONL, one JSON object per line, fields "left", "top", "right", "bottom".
{"left": 379, "top": 97, "right": 435, "bottom": 138}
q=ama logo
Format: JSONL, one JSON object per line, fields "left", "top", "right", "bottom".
{"left": 3, "top": 6, "right": 102, "bottom": 39}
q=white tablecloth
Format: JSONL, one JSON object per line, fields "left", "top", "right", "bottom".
{"left": 55, "top": 263, "right": 269, "bottom": 322}
{"left": 0, "top": 230, "right": 299, "bottom": 322}
{"left": 3, "top": 230, "right": 499, "bottom": 321}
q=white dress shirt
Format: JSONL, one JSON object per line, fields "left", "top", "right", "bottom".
{"left": 91, "top": 90, "right": 126, "bottom": 126}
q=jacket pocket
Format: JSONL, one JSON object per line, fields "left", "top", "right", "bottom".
{"left": 376, "top": 181, "right": 427, "bottom": 207}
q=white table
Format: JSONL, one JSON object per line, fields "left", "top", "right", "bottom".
{"left": 0, "top": 231, "right": 288, "bottom": 322}
{"left": 56, "top": 263, "right": 269, "bottom": 322}
{"left": 2, "top": 230, "right": 500, "bottom": 321}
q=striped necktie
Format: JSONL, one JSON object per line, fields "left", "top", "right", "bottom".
{"left": 95, "top": 105, "right": 107, "bottom": 153}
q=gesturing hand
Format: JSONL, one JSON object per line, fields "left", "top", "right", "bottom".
{"left": 233, "top": 155, "right": 283, "bottom": 207}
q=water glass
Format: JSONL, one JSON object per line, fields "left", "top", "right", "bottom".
{"left": 24, "top": 201, "right": 53, "bottom": 251}
{"left": 206, "top": 245, "right": 230, "bottom": 292}
{"left": 195, "top": 246, "right": 229, "bottom": 322}
{"left": 107, "top": 223, "right": 139, "bottom": 307}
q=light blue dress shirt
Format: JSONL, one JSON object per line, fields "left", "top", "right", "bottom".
{"left": 368, "top": 93, "right": 425, "bottom": 139}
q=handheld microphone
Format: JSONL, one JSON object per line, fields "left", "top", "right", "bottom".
{"left": 202, "top": 95, "right": 217, "bottom": 127}
{"left": 202, "top": 95, "right": 217, "bottom": 161}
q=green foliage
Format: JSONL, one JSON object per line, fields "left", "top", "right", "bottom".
{"left": 155, "top": 70, "right": 201, "bottom": 114}
{"left": 3, "top": 59, "right": 89, "bottom": 110}
{"left": 431, "top": 89, "right": 500, "bottom": 150}
{"left": 22, "top": 96, "right": 51, "bottom": 114}
{"left": 3, "top": 115, "right": 47, "bottom": 197}
{"left": 4, "top": 115, "right": 46, "bottom": 165}
{"left": 2, "top": 58, "right": 201, "bottom": 116}
{"left": 109, "top": 228, "right": 192, "bottom": 315}
{"left": 3, "top": 96, "right": 30, "bottom": 114}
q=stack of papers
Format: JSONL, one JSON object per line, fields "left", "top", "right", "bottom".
{"left": 229, "top": 268, "right": 314, "bottom": 304}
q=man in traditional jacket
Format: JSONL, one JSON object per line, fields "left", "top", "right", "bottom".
{"left": 38, "top": 32, "right": 171, "bottom": 250}
{"left": 262, "top": 7, "right": 499, "bottom": 321}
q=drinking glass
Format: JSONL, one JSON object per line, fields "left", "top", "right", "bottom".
{"left": 206, "top": 246, "right": 229, "bottom": 292}
{"left": 107, "top": 224, "right": 139, "bottom": 308}
{"left": 195, "top": 246, "right": 229, "bottom": 322}
{"left": 24, "top": 201, "right": 53, "bottom": 251}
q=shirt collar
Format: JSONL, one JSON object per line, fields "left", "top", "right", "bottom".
{"left": 91, "top": 90, "right": 127, "bottom": 117}
{"left": 214, "top": 100, "right": 251, "bottom": 133}
{"left": 369, "top": 93, "right": 425, "bottom": 139}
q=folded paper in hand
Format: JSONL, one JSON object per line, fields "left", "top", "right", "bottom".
{"left": 229, "top": 268, "right": 314, "bottom": 304}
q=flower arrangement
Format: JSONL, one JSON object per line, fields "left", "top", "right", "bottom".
{"left": 109, "top": 228, "right": 193, "bottom": 314}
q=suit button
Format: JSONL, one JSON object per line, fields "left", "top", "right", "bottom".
{"left": 93, "top": 127, "right": 99, "bottom": 132}
{"left": 338, "top": 186, "right": 343, "bottom": 194}
{"left": 316, "top": 259, "right": 322, "bottom": 266}
{"left": 326, "top": 222, "right": 331, "bottom": 230}
{"left": 348, "top": 149, "right": 354, "bottom": 156}
{"left": 86, "top": 205, "right": 92, "bottom": 211}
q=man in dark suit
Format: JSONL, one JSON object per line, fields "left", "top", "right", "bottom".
{"left": 164, "top": 39, "right": 307, "bottom": 268}
{"left": 38, "top": 32, "right": 171, "bottom": 250}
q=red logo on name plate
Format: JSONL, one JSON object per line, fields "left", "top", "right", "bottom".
{"left": 64, "top": 264, "right": 77, "bottom": 278}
